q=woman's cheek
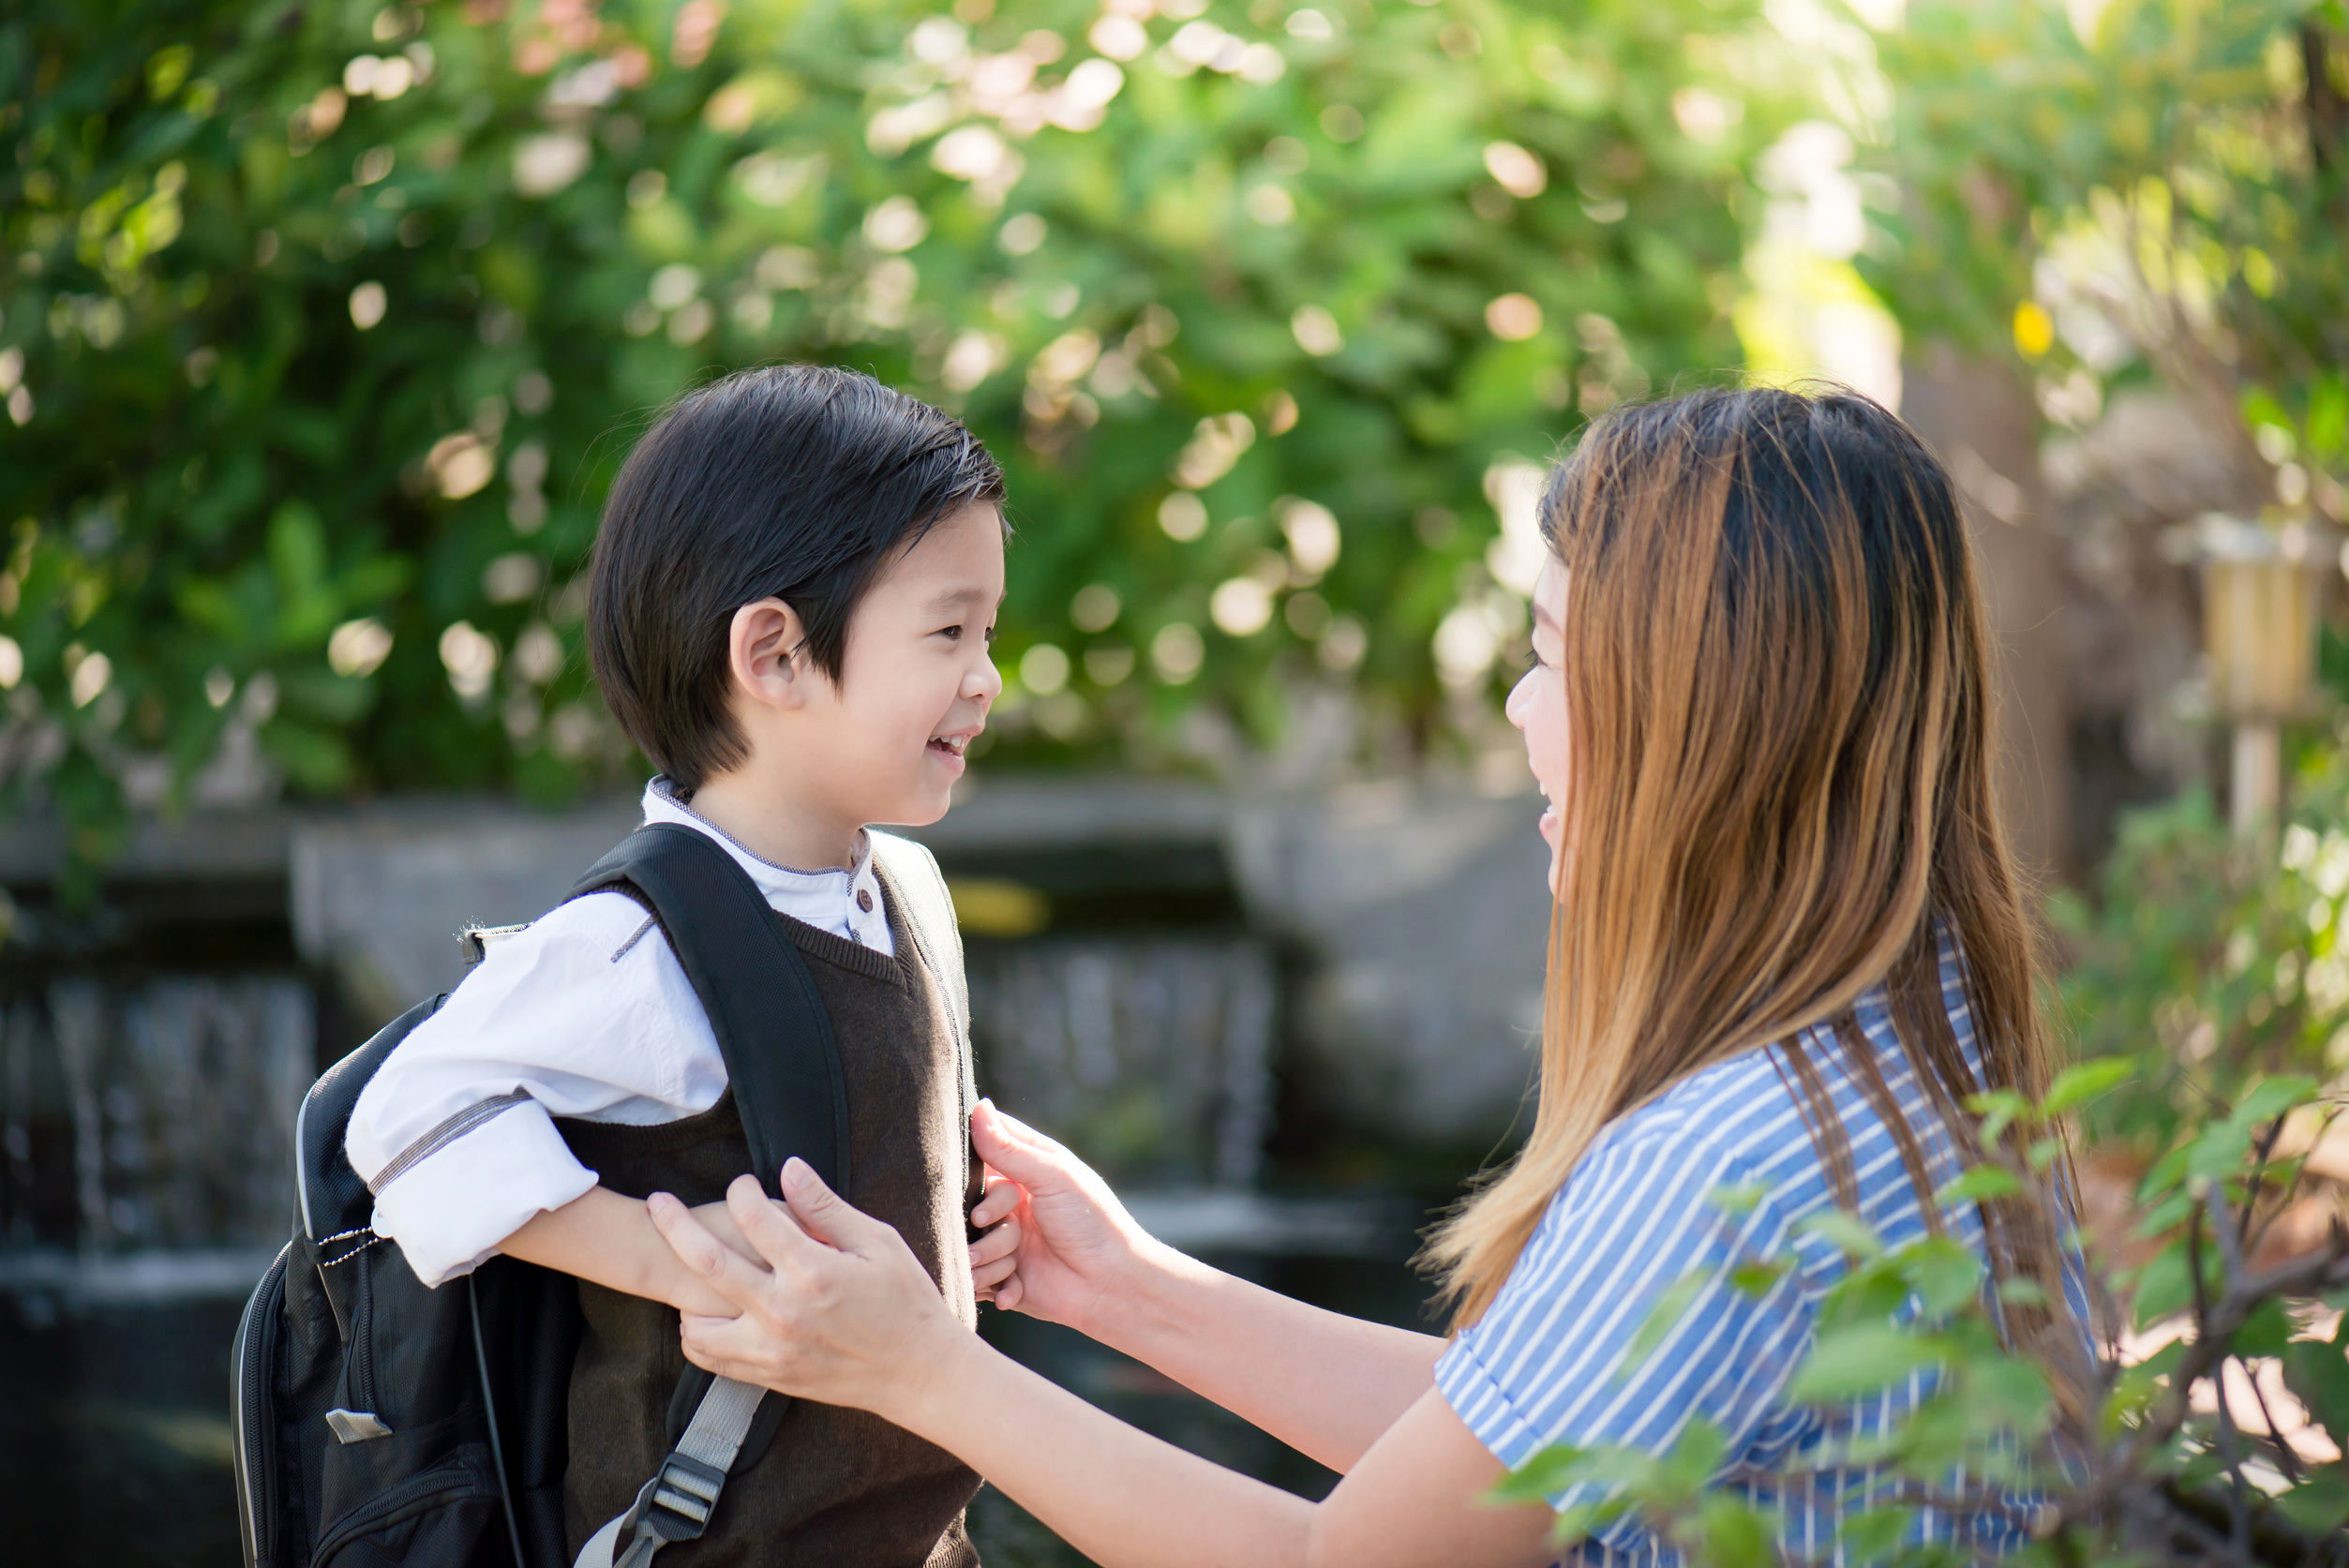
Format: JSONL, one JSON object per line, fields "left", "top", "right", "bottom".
{"left": 1532, "top": 686, "right": 1570, "bottom": 795}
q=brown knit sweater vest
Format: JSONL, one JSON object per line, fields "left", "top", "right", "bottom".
{"left": 555, "top": 863, "right": 982, "bottom": 1568}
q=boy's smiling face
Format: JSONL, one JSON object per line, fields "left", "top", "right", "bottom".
{"left": 705, "top": 502, "right": 1006, "bottom": 859}
{"left": 788, "top": 501, "right": 1006, "bottom": 833}
{"left": 695, "top": 501, "right": 1006, "bottom": 866}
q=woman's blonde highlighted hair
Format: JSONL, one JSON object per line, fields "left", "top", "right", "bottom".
{"left": 1427, "top": 385, "right": 2070, "bottom": 1360}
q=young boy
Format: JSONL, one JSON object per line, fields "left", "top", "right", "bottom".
{"left": 347, "top": 365, "right": 1008, "bottom": 1567}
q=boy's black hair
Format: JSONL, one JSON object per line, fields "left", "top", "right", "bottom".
{"left": 588, "top": 364, "right": 1007, "bottom": 791}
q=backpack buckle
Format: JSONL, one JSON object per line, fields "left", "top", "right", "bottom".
{"left": 627, "top": 1451, "right": 728, "bottom": 1544}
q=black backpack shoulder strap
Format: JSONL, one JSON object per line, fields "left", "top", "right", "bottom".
{"left": 564, "top": 824, "right": 845, "bottom": 1565}
{"left": 568, "top": 823, "right": 849, "bottom": 1197}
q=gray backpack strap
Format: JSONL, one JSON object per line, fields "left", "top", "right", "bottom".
{"left": 572, "top": 1376, "right": 766, "bottom": 1568}
{"left": 870, "top": 831, "right": 974, "bottom": 1110}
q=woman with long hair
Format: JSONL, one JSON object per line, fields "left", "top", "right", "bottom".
{"left": 647, "top": 385, "right": 2087, "bottom": 1565}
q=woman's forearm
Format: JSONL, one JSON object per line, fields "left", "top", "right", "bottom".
{"left": 903, "top": 1329, "right": 1316, "bottom": 1568}
{"left": 1086, "top": 1239, "right": 1445, "bottom": 1472}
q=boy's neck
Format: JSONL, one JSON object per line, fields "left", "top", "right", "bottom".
{"left": 683, "top": 769, "right": 863, "bottom": 872}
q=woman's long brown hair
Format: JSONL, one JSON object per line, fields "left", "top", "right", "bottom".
{"left": 1427, "top": 386, "right": 2072, "bottom": 1372}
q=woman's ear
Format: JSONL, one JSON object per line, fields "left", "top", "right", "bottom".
{"left": 728, "top": 597, "right": 812, "bottom": 712}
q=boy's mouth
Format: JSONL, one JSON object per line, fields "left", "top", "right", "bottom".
{"left": 928, "top": 730, "right": 974, "bottom": 758}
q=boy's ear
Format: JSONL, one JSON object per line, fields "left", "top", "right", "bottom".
{"left": 728, "top": 597, "right": 815, "bottom": 712}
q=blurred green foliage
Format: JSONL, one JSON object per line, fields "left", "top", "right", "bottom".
{"left": 2054, "top": 731, "right": 2349, "bottom": 1157}
{"left": 0, "top": 0, "right": 1803, "bottom": 854}
{"left": 1870, "top": 0, "right": 2349, "bottom": 500}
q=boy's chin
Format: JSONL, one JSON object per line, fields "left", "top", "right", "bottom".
{"left": 874, "top": 779, "right": 958, "bottom": 829}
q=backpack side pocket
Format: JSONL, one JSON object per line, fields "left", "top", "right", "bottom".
{"left": 312, "top": 1431, "right": 501, "bottom": 1568}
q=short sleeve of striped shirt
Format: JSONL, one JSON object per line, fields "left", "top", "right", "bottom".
{"left": 1434, "top": 1131, "right": 1813, "bottom": 1539}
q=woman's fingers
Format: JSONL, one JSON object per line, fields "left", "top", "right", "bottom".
{"left": 650, "top": 1191, "right": 789, "bottom": 1310}
{"left": 777, "top": 1156, "right": 897, "bottom": 1254}
{"left": 973, "top": 1252, "right": 1019, "bottom": 1293}
{"left": 970, "top": 1173, "right": 1021, "bottom": 1231}
{"left": 969, "top": 1101, "right": 1078, "bottom": 1193}
{"left": 969, "top": 1215, "right": 1021, "bottom": 1268}
{"left": 677, "top": 1310, "right": 773, "bottom": 1386}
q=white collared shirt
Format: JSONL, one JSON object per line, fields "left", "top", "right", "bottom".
{"left": 346, "top": 778, "right": 893, "bottom": 1288}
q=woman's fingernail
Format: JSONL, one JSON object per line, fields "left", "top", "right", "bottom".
{"left": 781, "top": 1157, "right": 811, "bottom": 1189}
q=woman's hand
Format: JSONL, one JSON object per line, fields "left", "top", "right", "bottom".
{"left": 965, "top": 1101, "right": 1162, "bottom": 1335}
{"left": 647, "top": 1159, "right": 969, "bottom": 1424}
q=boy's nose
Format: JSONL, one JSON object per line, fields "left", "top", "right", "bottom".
{"left": 965, "top": 655, "right": 1004, "bottom": 704}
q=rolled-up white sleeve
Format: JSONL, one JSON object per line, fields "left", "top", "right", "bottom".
{"left": 346, "top": 889, "right": 729, "bottom": 1288}
{"left": 365, "top": 1097, "right": 596, "bottom": 1287}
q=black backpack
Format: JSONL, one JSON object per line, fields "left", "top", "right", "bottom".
{"left": 230, "top": 823, "right": 973, "bottom": 1568}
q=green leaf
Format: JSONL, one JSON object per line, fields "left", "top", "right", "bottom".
{"left": 1996, "top": 1277, "right": 2048, "bottom": 1309}
{"left": 1549, "top": 1499, "right": 1623, "bottom": 1550}
{"left": 1935, "top": 1165, "right": 2022, "bottom": 1207}
{"left": 259, "top": 718, "right": 353, "bottom": 793}
{"left": 2131, "top": 1244, "right": 2202, "bottom": 1330}
{"left": 1961, "top": 1353, "right": 2057, "bottom": 1437}
{"left": 2234, "top": 1296, "right": 2293, "bottom": 1359}
{"left": 2282, "top": 1330, "right": 2349, "bottom": 1449}
{"left": 337, "top": 555, "right": 414, "bottom": 605}
{"left": 2233, "top": 1076, "right": 2318, "bottom": 1130}
{"left": 1489, "top": 1442, "right": 1588, "bottom": 1504}
{"left": 1689, "top": 1494, "right": 1774, "bottom": 1568}
{"left": 1788, "top": 1322, "right": 1947, "bottom": 1402}
{"left": 1801, "top": 1210, "right": 1887, "bottom": 1260}
{"left": 1834, "top": 1504, "right": 1916, "bottom": 1564}
{"left": 1707, "top": 1182, "right": 1773, "bottom": 1217}
{"left": 2272, "top": 1463, "right": 2349, "bottom": 1535}
{"left": 2112, "top": 1337, "right": 2186, "bottom": 1411}
{"left": 277, "top": 666, "right": 376, "bottom": 724}
{"left": 1897, "top": 1237, "right": 1985, "bottom": 1319}
{"left": 2307, "top": 373, "right": 2348, "bottom": 461}
{"left": 1728, "top": 1258, "right": 1793, "bottom": 1298}
{"left": 2041, "top": 1056, "right": 2134, "bottom": 1115}
{"left": 1656, "top": 1419, "right": 1727, "bottom": 1497}
{"left": 267, "top": 501, "right": 327, "bottom": 598}
{"left": 2137, "top": 1144, "right": 2192, "bottom": 1202}
{"left": 1966, "top": 1089, "right": 2028, "bottom": 1150}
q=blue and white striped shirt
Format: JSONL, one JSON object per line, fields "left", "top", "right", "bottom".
{"left": 1436, "top": 940, "right": 2057, "bottom": 1564}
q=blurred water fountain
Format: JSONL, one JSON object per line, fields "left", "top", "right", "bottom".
{"left": 0, "top": 977, "right": 311, "bottom": 1271}
{"left": 965, "top": 935, "right": 1277, "bottom": 1189}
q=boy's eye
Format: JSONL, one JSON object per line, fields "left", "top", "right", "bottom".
{"left": 935, "top": 621, "right": 998, "bottom": 645}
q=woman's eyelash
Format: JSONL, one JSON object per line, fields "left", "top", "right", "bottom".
{"left": 1523, "top": 647, "right": 1545, "bottom": 673}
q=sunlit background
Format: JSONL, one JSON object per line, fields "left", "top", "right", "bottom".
{"left": 3, "top": 0, "right": 2346, "bottom": 1563}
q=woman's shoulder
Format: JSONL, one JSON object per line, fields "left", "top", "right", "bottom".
{"left": 1519, "top": 1040, "right": 1857, "bottom": 1269}
{"left": 1584, "top": 1043, "right": 1808, "bottom": 1173}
